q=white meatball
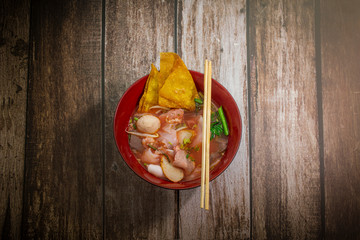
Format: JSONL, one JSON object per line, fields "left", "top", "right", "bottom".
{"left": 136, "top": 115, "right": 161, "bottom": 134}
{"left": 147, "top": 164, "right": 165, "bottom": 178}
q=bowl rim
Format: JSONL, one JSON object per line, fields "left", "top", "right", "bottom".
{"left": 113, "top": 70, "right": 242, "bottom": 190}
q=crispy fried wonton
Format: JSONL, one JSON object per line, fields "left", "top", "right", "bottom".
{"left": 158, "top": 53, "right": 198, "bottom": 111}
{"left": 138, "top": 52, "right": 198, "bottom": 112}
{"left": 159, "top": 66, "right": 198, "bottom": 111}
{"left": 138, "top": 64, "right": 159, "bottom": 112}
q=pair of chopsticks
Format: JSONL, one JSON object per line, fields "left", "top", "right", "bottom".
{"left": 201, "top": 60, "right": 212, "bottom": 210}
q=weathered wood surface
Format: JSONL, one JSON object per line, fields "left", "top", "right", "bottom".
{"left": 104, "top": 1, "right": 177, "bottom": 239}
{"left": 248, "top": 0, "right": 322, "bottom": 239}
{"left": 22, "top": 0, "right": 103, "bottom": 238}
{"left": 1, "top": 0, "right": 360, "bottom": 239}
{"left": 0, "top": 0, "right": 30, "bottom": 239}
{"left": 177, "top": 0, "right": 250, "bottom": 239}
{"left": 320, "top": 0, "right": 360, "bottom": 239}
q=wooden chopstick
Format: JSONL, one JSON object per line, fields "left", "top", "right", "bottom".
{"left": 200, "top": 60, "right": 208, "bottom": 209}
{"left": 201, "top": 59, "right": 212, "bottom": 210}
{"left": 205, "top": 60, "right": 212, "bottom": 209}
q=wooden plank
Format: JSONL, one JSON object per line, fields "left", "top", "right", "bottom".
{"left": 249, "top": 0, "right": 322, "bottom": 239}
{"left": 320, "top": 1, "right": 360, "bottom": 239}
{"left": 22, "top": 1, "right": 103, "bottom": 238}
{"left": 0, "top": 0, "right": 30, "bottom": 239}
{"left": 104, "top": 1, "right": 176, "bottom": 239}
{"left": 177, "top": 1, "right": 250, "bottom": 239}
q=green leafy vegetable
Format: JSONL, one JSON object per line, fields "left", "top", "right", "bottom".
{"left": 209, "top": 106, "right": 229, "bottom": 139}
{"left": 210, "top": 121, "right": 224, "bottom": 140}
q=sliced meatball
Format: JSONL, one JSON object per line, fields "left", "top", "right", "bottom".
{"left": 129, "top": 135, "right": 144, "bottom": 152}
{"left": 172, "top": 149, "right": 195, "bottom": 175}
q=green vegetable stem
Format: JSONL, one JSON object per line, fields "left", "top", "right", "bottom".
{"left": 218, "top": 106, "right": 229, "bottom": 136}
{"left": 194, "top": 98, "right": 203, "bottom": 104}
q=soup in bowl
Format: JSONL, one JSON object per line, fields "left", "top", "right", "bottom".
{"left": 114, "top": 70, "right": 241, "bottom": 189}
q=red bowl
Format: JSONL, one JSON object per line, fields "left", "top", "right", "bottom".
{"left": 114, "top": 70, "right": 242, "bottom": 189}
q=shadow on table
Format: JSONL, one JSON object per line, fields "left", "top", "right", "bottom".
{"left": 26, "top": 103, "right": 198, "bottom": 238}
{"left": 97, "top": 104, "right": 194, "bottom": 238}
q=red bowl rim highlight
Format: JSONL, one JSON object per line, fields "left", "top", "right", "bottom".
{"left": 113, "top": 70, "right": 242, "bottom": 190}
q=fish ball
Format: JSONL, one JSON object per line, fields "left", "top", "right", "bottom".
{"left": 136, "top": 115, "right": 161, "bottom": 133}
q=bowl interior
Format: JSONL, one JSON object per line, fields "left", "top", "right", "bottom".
{"left": 114, "top": 70, "right": 242, "bottom": 189}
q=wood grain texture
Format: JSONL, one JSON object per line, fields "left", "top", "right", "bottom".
{"left": 249, "top": 0, "right": 321, "bottom": 239}
{"left": 22, "top": 0, "right": 103, "bottom": 238}
{"left": 104, "top": 1, "right": 176, "bottom": 239}
{"left": 177, "top": 1, "right": 250, "bottom": 239}
{"left": 320, "top": 1, "right": 360, "bottom": 239}
{"left": 0, "top": 0, "right": 30, "bottom": 239}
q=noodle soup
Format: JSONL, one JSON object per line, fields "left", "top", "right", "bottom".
{"left": 127, "top": 104, "right": 228, "bottom": 183}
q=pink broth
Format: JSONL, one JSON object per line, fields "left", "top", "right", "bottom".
{"left": 127, "top": 107, "right": 228, "bottom": 182}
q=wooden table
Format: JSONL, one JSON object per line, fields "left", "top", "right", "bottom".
{"left": 1, "top": 0, "right": 359, "bottom": 239}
